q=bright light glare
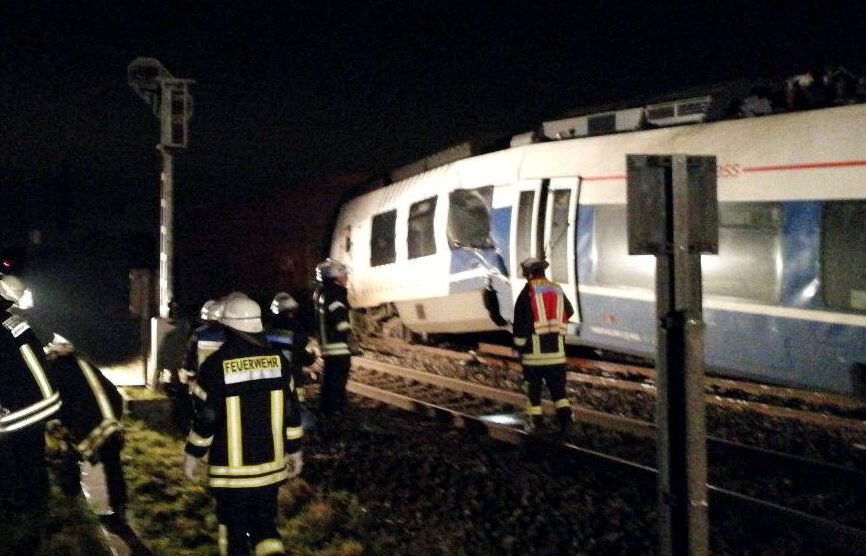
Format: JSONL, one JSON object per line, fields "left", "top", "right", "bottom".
{"left": 18, "top": 289, "right": 33, "bottom": 310}
{"left": 478, "top": 413, "right": 524, "bottom": 426}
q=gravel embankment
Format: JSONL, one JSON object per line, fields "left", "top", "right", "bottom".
{"left": 302, "top": 396, "right": 841, "bottom": 555}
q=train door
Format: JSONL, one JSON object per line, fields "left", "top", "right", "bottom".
{"left": 510, "top": 178, "right": 580, "bottom": 325}
{"left": 543, "top": 178, "right": 580, "bottom": 326}
{"left": 510, "top": 179, "right": 543, "bottom": 299}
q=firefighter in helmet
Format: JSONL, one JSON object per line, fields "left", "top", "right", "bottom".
{"left": 43, "top": 334, "right": 128, "bottom": 524}
{"left": 183, "top": 294, "right": 304, "bottom": 556}
{"left": 171, "top": 298, "right": 228, "bottom": 433}
{"left": 266, "top": 292, "right": 314, "bottom": 403}
{"left": 183, "top": 299, "right": 228, "bottom": 383}
{"left": 313, "top": 258, "right": 361, "bottom": 417}
{"left": 512, "top": 257, "right": 575, "bottom": 434}
{"left": 0, "top": 273, "right": 62, "bottom": 511}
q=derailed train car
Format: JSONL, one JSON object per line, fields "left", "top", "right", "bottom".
{"left": 328, "top": 91, "right": 866, "bottom": 398}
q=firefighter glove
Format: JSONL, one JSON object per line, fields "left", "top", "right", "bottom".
{"left": 287, "top": 450, "right": 303, "bottom": 478}
{"left": 183, "top": 454, "right": 200, "bottom": 480}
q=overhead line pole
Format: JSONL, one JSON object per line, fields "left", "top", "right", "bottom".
{"left": 128, "top": 57, "right": 194, "bottom": 387}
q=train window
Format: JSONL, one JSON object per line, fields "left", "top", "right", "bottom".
{"left": 408, "top": 197, "right": 437, "bottom": 259}
{"left": 370, "top": 210, "right": 397, "bottom": 267}
{"left": 594, "top": 205, "right": 654, "bottom": 289}
{"left": 516, "top": 191, "right": 535, "bottom": 265}
{"left": 448, "top": 187, "right": 495, "bottom": 249}
{"left": 549, "top": 189, "right": 571, "bottom": 283}
{"left": 822, "top": 201, "right": 866, "bottom": 311}
{"left": 703, "top": 203, "right": 781, "bottom": 303}
{"left": 593, "top": 203, "right": 781, "bottom": 303}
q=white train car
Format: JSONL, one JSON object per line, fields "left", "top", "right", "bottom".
{"left": 329, "top": 101, "right": 866, "bottom": 397}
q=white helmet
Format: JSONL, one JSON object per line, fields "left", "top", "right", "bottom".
{"left": 44, "top": 333, "right": 75, "bottom": 355}
{"left": 200, "top": 299, "right": 217, "bottom": 321}
{"left": 209, "top": 298, "right": 226, "bottom": 321}
{"left": 220, "top": 295, "right": 263, "bottom": 333}
{"left": 270, "top": 292, "right": 298, "bottom": 315}
{"left": 315, "top": 258, "right": 348, "bottom": 283}
{"left": 0, "top": 274, "right": 33, "bottom": 309}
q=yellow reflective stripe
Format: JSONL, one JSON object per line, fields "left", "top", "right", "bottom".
{"left": 522, "top": 353, "right": 567, "bottom": 365}
{"left": 255, "top": 538, "right": 285, "bottom": 556}
{"left": 20, "top": 344, "right": 53, "bottom": 398}
{"left": 0, "top": 393, "right": 61, "bottom": 432}
{"left": 0, "top": 393, "right": 60, "bottom": 425}
{"left": 208, "top": 458, "right": 286, "bottom": 477}
{"left": 76, "top": 418, "right": 121, "bottom": 457}
{"left": 187, "top": 429, "right": 213, "bottom": 448}
{"left": 197, "top": 341, "right": 223, "bottom": 366}
{"left": 271, "top": 389, "right": 284, "bottom": 459}
{"left": 327, "top": 301, "right": 345, "bottom": 312}
{"left": 526, "top": 405, "right": 543, "bottom": 416}
{"left": 321, "top": 343, "right": 350, "bottom": 356}
{"left": 190, "top": 382, "right": 208, "bottom": 401}
{"left": 226, "top": 396, "right": 242, "bottom": 467}
{"left": 555, "top": 398, "right": 572, "bottom": 409}
{"left": 77, "top": 358, "right": 115, "bottom": 420}
{"left": 286, "top": 426, "right": 303, "bottom": 441}
{"left": 218, "top": 524, "right": 228, "bottom": 556}
{"left": 514, "top": 337, "right": 527, "bottom": 347}
{"left": 336, "top": 321, "right": 351, "bottom": 331}
{"left": 208, "top": 468, "right": 288, "bottom": 488}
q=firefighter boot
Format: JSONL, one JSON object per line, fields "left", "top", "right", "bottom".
{"left": 556, "top": 408, "right": 573, "bottom": 436}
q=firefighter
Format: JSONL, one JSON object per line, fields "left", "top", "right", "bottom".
{"left": 183, "top": 299, "right": 228, "bottom": 383}
{"left": 313, "top": 259, "right": 361, "bottom": 417}
{"left": 0, "top": 273, "right": 62, "bottom": 511}
{"left": 43, "top": 334, "right": 128, "bottom": 524}
{"left": 183, "top": 294, "right": 304, "bottom": 556}
{"left": 172, "top": 298, "right": 228, "bottom": 433}
{"left": 266, "top": 292, "right": 314, "bottom": 403}
{"left": 512, "top": 257, "right": 575, "bottom": 434}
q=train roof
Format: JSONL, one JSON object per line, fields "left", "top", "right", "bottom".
{"left": 385, "top": 66, "right": 865, "bottom": 183}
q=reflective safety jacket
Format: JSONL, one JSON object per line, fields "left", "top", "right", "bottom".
{"left": 184, "top": 330, "right": 304, "bottom": 489}
{"left": 512, "top": 278, "right": 575, "bottom": 367}
{"left": 182, "top": 323, "right": 227, "bottom": 383}
{"left": 313, "top": 283, "right": 353, "bottom": 357}
{"left": 46, "top": 353, "right": 123, "bottom": 459}
{"left": 0, "top": 310, "right": 62, "bottom": 434}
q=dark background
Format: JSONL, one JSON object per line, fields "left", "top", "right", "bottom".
{"left": 2, "top": 2, "right": 865, "bottom": 362}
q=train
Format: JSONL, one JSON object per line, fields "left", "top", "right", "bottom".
{"left": 326, "top": 76, "right": 866, "bottom": 398}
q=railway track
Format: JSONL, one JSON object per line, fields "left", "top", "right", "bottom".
{"left": 365, "top": 337, "right": 866, "bottom": 466}
{"left": 340, "top": 350, "right": 866, "bottom": 553}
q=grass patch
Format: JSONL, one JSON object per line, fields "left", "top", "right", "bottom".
{"left": 1, "top": 415, "right": 375, "bottom": 555}
{"left": 120, "top": 386, "right": 167, "bottom": 401}
{"left": 0, "top": 486, "right": 113, "bottom": 556}
{"left": 123, "top": 417, "right": 369, "bottom": 554}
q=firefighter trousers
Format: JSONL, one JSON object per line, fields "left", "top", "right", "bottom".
{"left": 320, "top": 355, "right": 351, "bottom": 415}
{"left": 214, "top": 484, "right": 283, "bottom": 556}
{"left": 0, "top": 426, "right": 49, "bottom": 512}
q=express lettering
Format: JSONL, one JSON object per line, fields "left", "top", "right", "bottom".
{"left": 717, "top": 163, "right": 743, "bottom": 178}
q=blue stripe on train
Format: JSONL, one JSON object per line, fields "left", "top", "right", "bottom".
{"left": 576, "top": 292, "right": 866, "bottom": 397}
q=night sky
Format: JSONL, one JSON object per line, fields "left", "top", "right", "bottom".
{"left": 2, "top": 2, "right": 866, "bottom": 359}
{"left": 4, "top": 3, "right": 865, "bottom": 235}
